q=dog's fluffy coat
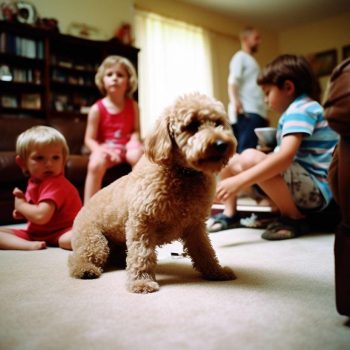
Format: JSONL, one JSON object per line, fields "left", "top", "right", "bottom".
{"left": 68, "top": 93, "right": 237, "bottom": 293}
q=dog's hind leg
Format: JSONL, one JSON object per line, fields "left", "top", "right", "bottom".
{"left": 68, "top": 227, "right": 110, "bottom": 279}
{"left": 182, "top": 223, "right": 236, "bottom": 281}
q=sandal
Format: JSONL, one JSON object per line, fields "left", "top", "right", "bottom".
{"left": 261, "top": 216, "right": 309, "bottom": 240}
{"left": 207, "top": 213, "right": 241, "bottom": 233}
{"left": 240, "top": 213, "right": 278, "bottom": 229}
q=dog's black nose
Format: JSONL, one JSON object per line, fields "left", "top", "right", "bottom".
{"left": 214, "top": 140, "right": 228, "bottom": 153}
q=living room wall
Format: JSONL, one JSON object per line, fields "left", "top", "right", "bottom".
{"left": 279, "top": 10, "right": 350, "bottom": 100}
{"left": 279, "top": 11, "right": 350, "bottom": 61}
{"left": 30, "top": 0, "right": 134, "bottom": 40}
{"left": 28, "top": 1, "right": 349, "bottom": 126}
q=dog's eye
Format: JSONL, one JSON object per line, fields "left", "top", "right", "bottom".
{"left": 186, "top": 120, "right": 200, "bottom": 133}
{"left": 215, "top": 121, "right": 223, "bottom": 129}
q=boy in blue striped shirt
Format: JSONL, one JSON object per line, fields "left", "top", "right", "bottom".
{"left": 207, "top": 54, "right": 338, "bottom": 239}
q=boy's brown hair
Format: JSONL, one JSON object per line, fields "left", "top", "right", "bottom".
{"left": 257, "top": 54, "right": 321, "bottom": 102}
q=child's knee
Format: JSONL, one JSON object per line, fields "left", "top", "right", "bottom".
{"left": 240, "top": 149, "right": 266, "bottom": 170}
{"left": 58, "top": 232, "right": 72, "bottom": 250}
{"left": 126, "top": 147, "right": 143, "bottom": 166}
{"left": 87, "top": 157, "right": 108, "bottom": 175}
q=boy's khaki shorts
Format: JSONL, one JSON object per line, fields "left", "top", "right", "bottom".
{"left": 282, "top": 162, "right": 325, "bottom": 211}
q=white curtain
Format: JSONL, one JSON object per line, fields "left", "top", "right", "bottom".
{"left": 135, "top": 10, "right": 213, "bottom": 136}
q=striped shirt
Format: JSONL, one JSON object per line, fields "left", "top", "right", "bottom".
{"left": 276, "top": 94, "right": 339, "bottom": 207}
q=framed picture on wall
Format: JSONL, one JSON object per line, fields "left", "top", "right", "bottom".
{"left": 307, "top": 49, "right": 337, "bottom": 77}
{"left": 342, "top": 45, "right": 350, "bottom": 60}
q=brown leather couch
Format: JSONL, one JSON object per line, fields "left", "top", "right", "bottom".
{"left": 0, "top": 115, "right": 131, "bottom": 225}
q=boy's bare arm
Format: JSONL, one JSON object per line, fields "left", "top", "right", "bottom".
{"left": 234, "top": 134, "right": 302, "bottom": 190}
{"left": 13, "top": 188, "right": 56, "bottom": 225}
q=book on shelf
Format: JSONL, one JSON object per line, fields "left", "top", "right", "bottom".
{"left": 0, "top": 95, "right": 18, "bottom": 108}
{"left": 0, "top": 33, "right": 43, "bottom": 59}
{"left": 20, "top": 93, "right": 41, "bottom": 109}
{"left": 51, "top": 68, "right": 66, "bottom": 83}
{"left": 6, "top": 68, "right": 42, "bottom": 84}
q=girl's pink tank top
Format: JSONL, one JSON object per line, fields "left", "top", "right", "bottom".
{"left": 96, "top": 98, "right": 135, "bottom": 145}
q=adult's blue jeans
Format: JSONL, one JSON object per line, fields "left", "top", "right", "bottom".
{"left": 232, "top": 113, "right": 268, "bottom": 153}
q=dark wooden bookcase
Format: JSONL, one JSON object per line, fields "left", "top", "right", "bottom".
{"left": 0, "top": 21, "right": 139, "bottom": 120}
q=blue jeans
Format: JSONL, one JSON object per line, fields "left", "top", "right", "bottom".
{"left": 232, "top": 113, "right": 268, "bottom": 153}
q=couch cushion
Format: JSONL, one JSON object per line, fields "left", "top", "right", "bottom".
{"left": 0, "top": 152, "right": 26, "bottom": 183}
{"left": 65, "top": 155, "right": 89, "bottom": 185}
{"left": 50, "top": 118, "right": 86, "bottom": 155}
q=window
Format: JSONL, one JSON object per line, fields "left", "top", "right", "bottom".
{"left": 135, "top": 10, "right": 213, "bottom": 136}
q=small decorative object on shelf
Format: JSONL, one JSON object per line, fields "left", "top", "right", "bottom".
{"left": 36, "top": 17, "right": 59, "bottom": 32}
{"left": 68, "top": 22, "right": 100, "bottom": 39}
{"left": 0, "top": 64, "right": 12, "bottom": 80}
{"left": 16, "top": 1, "right": 37, "bottom": 25}
{"left": 116, "top": 23, "right": 133, "bottom": 45}
{"left": 0, "top": 1, "right": 17, "bottom": 22}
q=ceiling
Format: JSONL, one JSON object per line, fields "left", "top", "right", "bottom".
{"left": 179, "top": 0, "right": 350, "bottom": 30}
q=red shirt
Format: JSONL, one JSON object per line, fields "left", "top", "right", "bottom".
{"left": 96, "top": 98, "right": 135, "bottom": 146}
{"left": 23, "top": 174, "right": 82, "bottom": 242}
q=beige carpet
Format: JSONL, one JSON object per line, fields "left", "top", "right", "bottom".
{"left": 0, "top": 227, "right": 349, "bottom": 350}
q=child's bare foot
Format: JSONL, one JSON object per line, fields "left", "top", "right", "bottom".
{"left": 28, "top": 241, "right": 46, "bottom": 250}
{"left": 0, "top": 231, "right": 47, "bottom": 250}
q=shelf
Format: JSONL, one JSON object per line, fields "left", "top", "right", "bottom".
{"left": 0, "top": 20, "right": 139, "bottom": 122}
{"left": 50, "top": 81, "right": 96, "bottom": 91}
{"left": 51, "top": 65, "right": 96, "bottom": 74}
{"left": 0, "top": 81, "right": 44, "bottom": 91}
{"left": 0, "top": 53, "right": 44, "bottom": 67}
{"left": 0, "top": 106, "right": 45, "bottom": 116}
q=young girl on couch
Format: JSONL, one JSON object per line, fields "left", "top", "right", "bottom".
{"left": 0, "top": 126, "right": 82, "bottom": 250}
{"left": 83, "top": 55, "right": 143, "bottom": 203}
{"left": 208, "top": 54, "right": 339, "bottom": 240}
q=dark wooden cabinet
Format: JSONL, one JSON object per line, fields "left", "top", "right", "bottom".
{"left": 0, "top": 21, "right": 139, "bottom": 120}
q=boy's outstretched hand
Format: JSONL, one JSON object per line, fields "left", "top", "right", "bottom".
{"left": 12, "top": 188, "right": 26, "bottom": 219}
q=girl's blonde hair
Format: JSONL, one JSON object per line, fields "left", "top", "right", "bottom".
{"left": 16, "top": 125, "right": 69, "bottom": 161}
{"left": 95, "top": 55, "right": 138, "bottom": 97}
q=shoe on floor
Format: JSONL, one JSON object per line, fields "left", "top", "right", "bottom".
{"left": 207, "top": 213, "right": 241, "bottom": 233}
{"left": 261, "top": 216, "right": 309, "bottom": 240}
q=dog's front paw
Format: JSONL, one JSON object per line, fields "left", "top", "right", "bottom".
{"left": 68, "top": 254, "right": 103, "bottom": 279}
{"left": 128, "top": 279, "right": 160, "bottom": 294}
{"left": 203, "top": 266, "right": 237, "bottom": 281}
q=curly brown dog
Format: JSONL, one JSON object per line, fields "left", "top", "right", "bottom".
{"left": 68, "top": 93, "right": 237, "bottom": 293}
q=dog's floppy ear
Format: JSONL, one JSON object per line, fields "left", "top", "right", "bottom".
{"left": 144, "top": 114, "right": 173, "bottom": 164}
